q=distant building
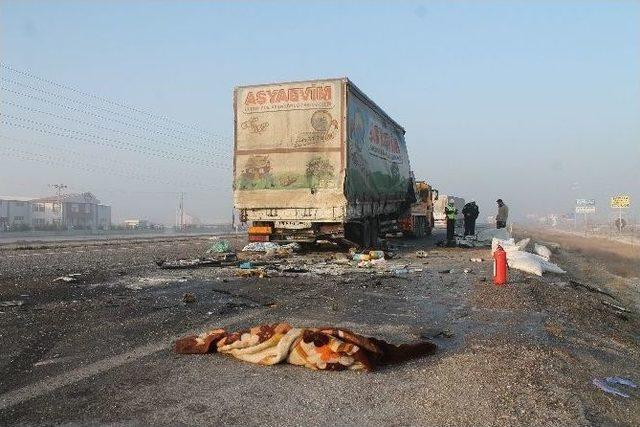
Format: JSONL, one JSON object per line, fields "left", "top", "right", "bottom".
{"left": 123, "top": 219, "right": 150, "bottom": 229}
{"left": 0, "top": 192, "right": 111, "bottom": 230}
{"left": 0, "top": 196, "right": 33, "bottom": 230}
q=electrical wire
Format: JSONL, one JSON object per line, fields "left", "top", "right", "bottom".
{"left": 1, "top": 77, "right": 231, "bottom": 148}
{"left": 1, "top": 99, "right": 231, "bottom": 159}
{"left": 0, "top": 86, "right": 231, "bottom": 153}
{"left": 0, "top": 62, "right": 231, "bottom": 141}
{"left": 0, "top": 114, "right": 232, "bottom": 169}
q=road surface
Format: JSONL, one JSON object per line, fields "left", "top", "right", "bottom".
{"left": 0, "top": 231, "right": 638, "bottom": 425}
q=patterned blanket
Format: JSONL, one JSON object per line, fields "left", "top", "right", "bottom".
{"left": 174, "top": 323, "right": 436, "bottom": 371}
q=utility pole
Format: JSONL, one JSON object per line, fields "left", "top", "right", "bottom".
{"left": 177, "top": 192, "right": 184, "bottom": 230}
{"left": 49, "top": 183, "right": 67, "bottom": 228}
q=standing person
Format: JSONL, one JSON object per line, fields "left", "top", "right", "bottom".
{"left": 462, "top": 200, "right": 479, "bottom": 236}
{"left": 445, "top": 201, "right": 458, "bottom": 246}
{"left": 496, "top": 199, "right": 509, "bottom": 229}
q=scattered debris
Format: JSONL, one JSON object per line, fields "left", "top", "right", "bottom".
{"left": 242, "top": 242, "right": 301, "bottom": 253}
{"left": 569, "top": 280, "right": 618, "bottom": 301}
{"left": 601, "top": 300, "right": 632, "bottom": 314}
{"left": 205, "top": 239, "right": 232, "bottom": 254}
{"left": 0, "top": 300, "right": 24, "bottom": 307}
{"left": 439, "top": 269, "right": 453, "bottom": 274}
{"left": 428, "top": 330, "right": 454, "bottom": 339}
{"left": 236, "top": 268, "right": 268, "bottom": 278}
{"left": 592, "top": 378, "right": 632, "bottom": 398}
{"left": 183, "top": 293, "right": 196, "bottom": 304}
{"left": 53, "top": 273, "right": 81, "bottom": 283}
{"left": 415, "top": 250, "right": 428, "bottom": 258}
{"left": 369, "top": 250, "right": 385, "bottom": 260}
{"left": 282, "top": 267, "right": 309, "bottom": 273}
{"left": 157, "top": 258, "right": 220, "bottom": 270}
{"left": 353, "top": 253, "right": 371, "bottom": 261}
{"left": 463, "top": 268, "right": 471, "bottom": 274}
{"left": 239, "top": 261, "right": 253, "bottom": 269}
{"left": 606, "top": 377, "right": 637, "bottom": 388}
{"left": 470, "top": 258, "right": 483, "bottom": 263}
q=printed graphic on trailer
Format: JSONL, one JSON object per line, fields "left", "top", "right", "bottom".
{"left": 235, "top": 152, "right": 341, "bottom": 191}
{"left": 346, "top": 92, "right": 410, "bottom": 199}
{"left": 235, "top": 80, "right": 341, "bottom": 151}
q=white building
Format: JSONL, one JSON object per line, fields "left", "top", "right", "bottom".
{"left": 0, "top": 192, "right": 111, "bottom": 230}
{"left": 0, "top": 196, "right": 33, "bottom": 230}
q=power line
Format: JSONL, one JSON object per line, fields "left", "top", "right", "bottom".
{"left": 0, "top": 145, "right": 224, "bottom": 191}
{"left": 0, "top": 134, "right": 229, "bottom": 183}
{"left": 1, "top": 99, "right": 231, "bottom": 159}
{"left": 0, "top": 62, "right": 231, "bottom": 141}
{"left": 1, "top": 77, "right": 230, "bottom": 148}
{"left": 0, "top": 113, "right": 231, "bottom": 169}
{"left": 0, "top": 86, "right": 232, "bottom": 153}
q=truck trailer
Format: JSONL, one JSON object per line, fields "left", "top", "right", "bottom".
{"left": 233, "top": 78, "right": 417, "bottom": 247}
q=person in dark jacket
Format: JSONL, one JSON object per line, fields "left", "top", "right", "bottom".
{"left": 462, "top": 200, "right": 479, "bottom": 236}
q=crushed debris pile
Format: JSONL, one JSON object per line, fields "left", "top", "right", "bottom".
{"left": 174, "top": 323, "right": 436, "bottom": 371}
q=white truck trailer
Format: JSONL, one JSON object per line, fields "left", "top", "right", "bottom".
{"left": 233, "top": 78, "right": 416, "bottom": 247}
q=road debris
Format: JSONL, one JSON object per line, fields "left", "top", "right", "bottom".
{"left": 53, "top": 273, "right": 81, "bottom": 283}
{"left": 242, "top": 242, "right": 301, "bottom": 253}
{"left": 0, "top": 300, "right": 24, "bottom": 307}
{"left": 606, "top": 377, "right": 637, "bottom": 388}
{"left": 470, "top": 258, "right": 483, "bottom": 263}
{"left": 182, "top": 292, "right": 196, "bottom": 304}
{"left": 236, "top": 268, "right": 268, "bottom": 278}
{"left": 601, "top": 300, "right": 632, "bottom": 313}
{"left": 569, "top": 280, "right": 618, "bottom": 301}
{"left": 205, "top": 239, "right": 233, "bottom": 254}
{"left": 157, "top": 258, "right": 220, "bottom": 269}
{"left": 415, "top": 250, "right": 428, "bottom": 258}
{"left": 592, "top": 378, "right": 634, "bottom": 398}
{"left": 174, "top": 323, "right": 436, "bottom": 371}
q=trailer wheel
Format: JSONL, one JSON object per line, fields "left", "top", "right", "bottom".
{"left": 361, "top": 220, "right": 371, "bottom": 249}
{"left": 369, "top": 218, "right": 379, "bottom": 249}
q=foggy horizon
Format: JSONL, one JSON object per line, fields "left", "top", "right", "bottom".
{"left": 1, "top": 1, "right": 638, "bottom": 225}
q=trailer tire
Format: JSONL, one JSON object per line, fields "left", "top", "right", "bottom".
{"left": 369, "top": 218, "right": 379, "bottom": 249}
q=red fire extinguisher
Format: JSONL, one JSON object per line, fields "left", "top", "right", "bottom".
{"left": 493, "top": 245, "right": 508, "bottom": 285}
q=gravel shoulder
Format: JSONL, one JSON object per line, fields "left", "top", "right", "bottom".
{"left": 1, "top": 231, "right": 639, "bottom": 425}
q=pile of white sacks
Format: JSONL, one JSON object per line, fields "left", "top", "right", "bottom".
{"left": 490, "top": 237, "right": 566, "bottom": 276}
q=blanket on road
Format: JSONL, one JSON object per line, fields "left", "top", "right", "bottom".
{"left": 174, "top": 323, "right": 437, "bottom": 371}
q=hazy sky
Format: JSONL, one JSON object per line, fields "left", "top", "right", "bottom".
{"left": 1, "top": 0, "right": 638, "bottom": 224}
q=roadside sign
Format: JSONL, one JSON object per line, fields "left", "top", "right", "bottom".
{"left": 610, "top": 195, "right": 630, "bottom": 208}
{"left": 575, "top": 206, "right": 595, "bottom": 213}
{"left": 576, "top": 199, "right": 595, "bottom": 206}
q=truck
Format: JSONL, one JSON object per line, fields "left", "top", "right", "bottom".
{"left": 233, "top": 78, "right": 418, "bottom": 247}
{"left": 400, "top": 180, "right": 438, "bottom": 237}
{"left": 433, "top": 195, "right": 465, "bottom": 228}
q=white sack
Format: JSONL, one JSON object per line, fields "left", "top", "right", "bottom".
{"left": 477, "top": 228, "right": 511, "bottom": 243}
{"left": 534, "top": 243, "right": 552, "bottom": 260}
{"left": 515, "top": 238, "right": 530, "bottom": 251}
{"left": 506, "top": 251, "right": 566, "bottom": 276}
{"left": 507, "top": 252, "right": 544, "bottom": 276}
{"left": 491, "top": 238, "right": 520, "bottom": 254}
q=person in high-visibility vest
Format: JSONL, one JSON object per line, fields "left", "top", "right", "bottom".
{"left": 444, "top": 201, "right": 458, "bottom": 246}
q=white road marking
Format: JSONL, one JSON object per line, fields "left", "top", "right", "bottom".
{"left": 0, "top": 287, "right": 314, "bottom": 410}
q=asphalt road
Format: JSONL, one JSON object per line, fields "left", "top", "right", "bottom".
{"left": 0, "top": 231, "right": 638, "bottom": 425}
